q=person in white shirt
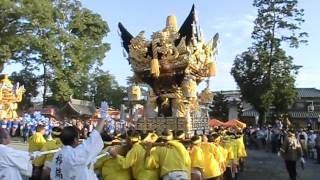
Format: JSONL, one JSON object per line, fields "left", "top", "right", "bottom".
{"left": 50, "top": 118, "right": 106, "bottom": 180}
{"left": 297, "top": 130, "right": 308, "bottom": 142}
{"left": 0, "top": 128, "right": 33, "bottom": 180}
{"left": 308, "top": 130, "right": 317, "bottom": 159}
{"left": 297, "top": 129, "right": 308, "bottom": 159}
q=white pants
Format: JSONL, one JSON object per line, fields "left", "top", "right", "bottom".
{"left": 163, "top": 171, "right": 188, "bottom": 180}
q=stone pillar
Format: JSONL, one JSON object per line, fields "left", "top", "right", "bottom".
{"left": 227, "top": 100, "right": 239, "bottom": 120}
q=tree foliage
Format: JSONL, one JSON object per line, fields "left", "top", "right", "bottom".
{"left": 9, "top": 69, "right": 39, "bottom": 111}
{"left": 1, "top": 0, "right": 110, "bottom": 105}
{"left": 231, "top": 0, "right": 307, "bottom": 126}
{"left": 90, "top": 71, "right": 126, "bottom": 109}
{"left": 252, "top": 0, "right": 308, "bottom": 48}
{"left": 209, "top": 92, "right": 229, "bottom": 121}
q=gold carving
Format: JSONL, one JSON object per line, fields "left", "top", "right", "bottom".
{"left": 0, "top": 75, "right": 25, "bottom": 120}
{"left": 127, "top": 16, "right": 218, "bottom": 78}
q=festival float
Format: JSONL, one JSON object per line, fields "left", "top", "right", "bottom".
{"left": 0, "top": 74, "right": 25, "bottom": 120}
{"left": 119, "top": 5, "right": 218, "bottom": 135}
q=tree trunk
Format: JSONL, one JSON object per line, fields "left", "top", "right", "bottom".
{"left": 267, "top": 5, "right": 276, "bottom": 84}
{"left": 258, "top": 111, "right": 266, "bottom": 128}
{"left": 42, "top": 63, "right": 47, "bottom": 108}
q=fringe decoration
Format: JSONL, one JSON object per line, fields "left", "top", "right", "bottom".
{"left": 150, "top": 58, "right": 160, "bottom": 78}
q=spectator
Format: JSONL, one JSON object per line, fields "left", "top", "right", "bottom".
{"left": 308, "top": 130, "right": 317, "bottom": 159}
{"left": 266, "top": 126, "right": 273, "bottom": 152}
{"left": 257, "top": 127, "right": 267, "bottom": 149}
{"left": 1, "top": 120, "right": 7, "bottom": 129}
{"left": 315, "top": 132, "right": 320, "bottom": 164}
{"left": 11, "top": 120, "right": 19, "bottom": 137}
{"left": 297, "top": 129, "right": 308, "bottom": 159}
{"left": 22, "top": 124, "right": 30, "bottom": 143}
{"left": 280, "top": 130, "right": 303, "bottom": 180}
{"left": 6, "top": 120, "right": 12, "bottom": 135}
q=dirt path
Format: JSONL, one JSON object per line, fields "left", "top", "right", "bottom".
{"left": 238, "top": 149, "right": 319, "bottom": 180}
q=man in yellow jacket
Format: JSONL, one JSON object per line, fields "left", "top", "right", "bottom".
{"left": 201, "top": 134, "right": 222, "bottom": 180}
{"left": 28, "top": 125, "right": 46, "bottom": 152}
{"left": 145, "top": 129, "right": 191, "bottom": 180}
{"left": 211, "top": 132, "right": 226, "bottom": 174}
{"left": 34, "top": 127, "right": 62, "bottom": 180}
{"left": 189, "top": 135, "right": 205, "bottom": 180}
{"left": 28, "top": 125, "right": 46, "bottom": 179}
{"left": 109, "top": 131, "right": 159, "bottom": 180}
{"left": 222, "top": 134, "right": 235, "bottom": 180}
{"left": 236, "top": 132, "right": 247, "bottom": 172}
{"left": 95, "top": 134, "right": 131, "bottom": 180}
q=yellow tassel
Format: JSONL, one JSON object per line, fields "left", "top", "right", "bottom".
{"left": 208, "top": 61, "right": 216, "bottom": 77}
{"left": 130, "top": 85, "right": 141, "bottom": 100}
{"left": 150, "top": 58, "right": 160, "bottom": 78}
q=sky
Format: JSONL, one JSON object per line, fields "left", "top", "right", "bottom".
{"left": 3, "top": 0, "right": 320, "bottom": 91}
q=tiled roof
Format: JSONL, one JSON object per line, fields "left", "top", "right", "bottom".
{"left": 241, "top": 110, "right": 259, "bottom": 117}
{"left": 289, "top": 111, "right": 320, "bottom": 118}
{"left": 67, "top": 99, "right": 96, "bottom": 116}
{"left": 219, "top": 88, "right": 320, "bottom": 99}
{"left": 297, "top": 88, "right": 320, "bottom": 98}
{"left": 241, "top": 109, "right": 320, "bottom": 119}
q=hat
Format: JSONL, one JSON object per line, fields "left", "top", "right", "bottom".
{"left": 129, "top": 131, "right": 141, "bottom": 142}
{"left": 150, "top": 133, "right": 159, "bottom": 142}
{"left": 207, "top": 134, "right": 215, "bottom": 142}
{"left": 191, "top": 135, "right": 202, "bottom": 145}
{"left": 142, "top": 132, "right": 159, "bottom": 143}
{"left": 175, "top": 131, "right": 185, "bottom": 140}
{"left": 101, "top": 134, "right": 114, "bottom": 145}
{"left": 161, "top": 129, "right": 173, "bottom": 141}
{"left": 51, "top": 127, "right": 62, "bottom": 136}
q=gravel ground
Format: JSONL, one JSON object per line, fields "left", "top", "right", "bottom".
{"left": 238, "top": 149, "right": 319, "bottom": 180}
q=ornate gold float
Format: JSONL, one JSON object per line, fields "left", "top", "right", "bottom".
{"left": 0, "top": 75, "right": 25, "bottom": 120}
{"left": 119, "top": 5, "right": 218, "bottom": 135}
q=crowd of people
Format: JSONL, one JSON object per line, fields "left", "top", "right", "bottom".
{"left": 244, "top": 121, "right": 320, "bottom": 163}
{"left": 4, "top": 115, "right": 320, "bottom": 180}
{"left": 243, "top": 120, "right": 320, "bottom": 180}
{"left": 0, "top": 116, "right": 97, "bottom": 144}
{"left": 0, "top": 117, "right": 248, "bottom": 180}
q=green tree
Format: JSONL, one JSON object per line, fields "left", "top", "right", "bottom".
{"left": 209, "top": 92, "right": 229, "bottom": 121}
{"left": 0, "top": 0, "right": 47, "bottom": 71}
{"left": 272, "top": 49, "right": 300, "bottom": 115}
{"left": 1, "top": 0, "right": 110, "bottom": 105}
{"left": 40, "top": 0, "right": 109, "bottom": 105}
{"left": 91, "top": 71, "right": 126, "bottom": 109}
{"left": 9, "top": 69, "right": 39, "bottom": 111}
{"left": 0, "top": 0, "right": 19, "bottom": 71}
{"left": 231, "top": 0, "right": 307, "bottom": 127}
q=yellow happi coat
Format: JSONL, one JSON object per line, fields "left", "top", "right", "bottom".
{"left": 145, "top": 140, "right": 191, "bottom": 179}
{"left": 95, "top": 145, "right": 131, "bottom": 180}
{"left": 116, "top": 142, "right": 159, "bottom": 180}
{"left": 201, "top": 142, "right": 221, "bottom": 178}
{"left": 34, "top": 138, "right": 62, "bottom": 168}
{"left": 28, "top": 132, "right": 46, "bottom": 152}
